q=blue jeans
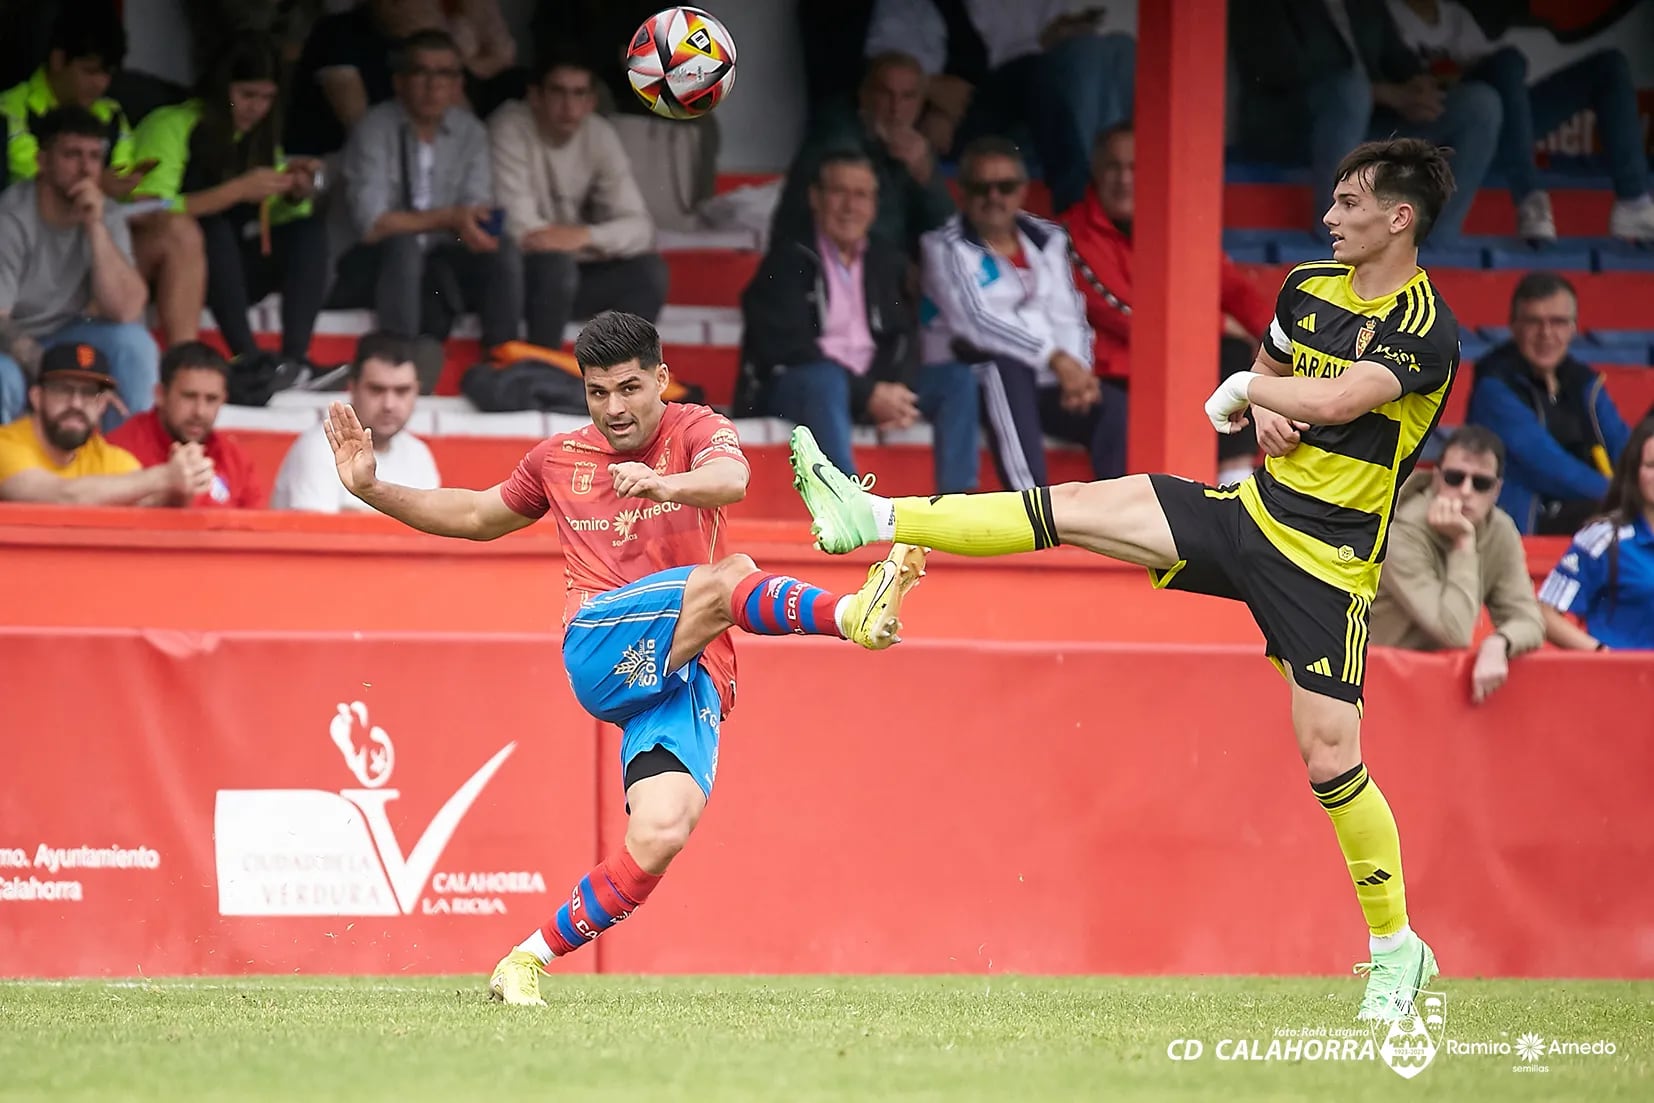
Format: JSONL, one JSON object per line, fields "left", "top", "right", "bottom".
{"left": 1025, "top": 32, "right": 1137, "bottom": 214}
{"left": 763, "top": 359, "right": 980, "bottom": 494}
{"left": 0, "top": 320, "right": 160, "bottom": 430}
{"left": 1468, "top": 46, "right": 1649, "bottom": 201}
{"left": 1307, "top": 68, "right": 1502, "bottom": 242}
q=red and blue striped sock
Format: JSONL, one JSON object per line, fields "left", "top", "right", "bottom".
{"left": 536, "top": 847, "right": 662, "bottom": 959}
{"left": 729, "top": 571, "right": 845, "bottom": 637}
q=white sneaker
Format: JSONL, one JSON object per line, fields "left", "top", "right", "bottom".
{"left": 1515, "top": 191, "right": 1556, "bottom": 241}
{"left": 1609, "top": 195, "right": 1654, "bottom": 241}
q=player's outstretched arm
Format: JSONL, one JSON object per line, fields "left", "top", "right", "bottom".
{"left": 324, "top": 401, "right": 535, "bottom": 540}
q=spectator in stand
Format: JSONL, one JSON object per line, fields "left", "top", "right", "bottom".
{"left": 272, "top": 331, "right": 438, "bottom": 512}
{"left": 285, "top": 0, "right": 444, "bottom": 158}
{"left": 1370, "top": 427, "right": 1543, "bottom": 703}
{"left": 331, "top": 30, "right": 520, "bottom": 357}
{"left": 1062, "top": 123, "right": 1275, "bottom": 485}
{"left": 1229, "top": 0, "right": 1498, "bottom": 242}
{"left": 0, "top": 107, "right": 156, "bottom": 432}
{"left": 864, "top": 0, "right": 1136, "bottom": 215}
{"left": 1385, "top": 0, "right": 1654, "bottom": 241}
{"left": 0, "top": 12, "right": 206, "bottom": 347}
{"left": 107, "top": 341, "right": 264, "bottom": 508}
{"left": 742, "top": 151, "right": 979, "bottom": 495}
{"left": 130, "top": 32, "right": 329, "bottom": 379}
{"left": 0, "top": 12, "right": 136, "bottom": 194}
{"left": 0, "top": 342, "right": 214, "bottom": 505}
{"left": 771, "top": 51, "right": 956, "bottom": 259}
{"left": 1538, "top": 417, "right": 1654, "bottom": 651}
{"left": 1467, "top": 272, "right": 1629, "bottom": 535}
{"left": 920, "top": 137, "right": 1104, "bottom": 491}
{"left": 489, "top": 52, "right": 667, "bottom": 351}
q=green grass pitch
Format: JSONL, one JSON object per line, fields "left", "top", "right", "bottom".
{"left": 3, "top": 976, "right": 1650, "bottom": 1101}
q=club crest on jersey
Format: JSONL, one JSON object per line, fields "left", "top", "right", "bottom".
{"left": 653, "top": 441, "right": 671, "bottom": 475}
{"left": 571, "top": 461, "right": 597, "bottom": 495}
{"left": 1355, "top": 317, "right": 1377, "bottom": 359}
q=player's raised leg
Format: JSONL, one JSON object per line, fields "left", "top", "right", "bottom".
{"left": 1292, "top": 679, "right": 1436, "bottom": 1020}
{"left": 790, "top": 425, "right": 1179, "bottom": 568}
{"left": 664, "top": 548, "right": 929, "bottom": 663}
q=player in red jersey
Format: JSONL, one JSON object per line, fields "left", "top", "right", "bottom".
{"left": 323, "top": 310, "right": 927, "bottom": 1006}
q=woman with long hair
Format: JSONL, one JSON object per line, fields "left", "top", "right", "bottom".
{"left": 132, "top": 30, "right": 328, "bottom": 375}
{"left": 1538, "top": 416, "right": 1654, "bottom": 651}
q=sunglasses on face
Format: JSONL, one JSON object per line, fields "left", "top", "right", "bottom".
{"left": 962, "top": 178, "right": 1022, "bottom": 198}
{"left": 1441, "top": 468, "right": 1497, "bottom": 492}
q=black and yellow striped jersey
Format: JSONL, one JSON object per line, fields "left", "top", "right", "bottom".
{"left": 1248, "top": 260, "right": 1459, "bottom": 598}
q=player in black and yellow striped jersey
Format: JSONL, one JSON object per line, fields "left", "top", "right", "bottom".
{"left": 787, "top": 138, "right": 1457, "bottom": 1023}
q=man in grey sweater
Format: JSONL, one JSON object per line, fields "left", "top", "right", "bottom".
{"left": 1371, "top": 425, "right": 1545, "bottom": 703}
{"left": 489, "top": 52, "right": 667, "bottom": 350}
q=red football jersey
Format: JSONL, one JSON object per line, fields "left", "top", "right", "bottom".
{"left": 500, "top": 403, "right": 750, "bottom": 714}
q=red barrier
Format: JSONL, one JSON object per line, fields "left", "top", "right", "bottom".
{"left": 2, "top": 628, "right": 1650, "bottom": 980}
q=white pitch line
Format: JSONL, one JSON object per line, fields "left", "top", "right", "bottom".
{"left": 2, "top": 980, "right": 456, "bottom": 994}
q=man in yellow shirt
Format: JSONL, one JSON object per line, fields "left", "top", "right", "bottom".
{"left": 0, "top": 343, "right": 215, "bottom": 505}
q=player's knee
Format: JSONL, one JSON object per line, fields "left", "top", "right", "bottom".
{"left": 709, "top": 554, "right": 759, "bottom": 596}
{"left": 626, "top": 805, "right": 700, "bottom": 867}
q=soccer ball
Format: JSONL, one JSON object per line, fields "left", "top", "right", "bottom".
{"left": 625, "top": 7, "right": 738, "bottom": 120}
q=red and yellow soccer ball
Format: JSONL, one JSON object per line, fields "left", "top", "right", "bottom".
{"left": 626, "top": 7, "right": 738, "bottom": 120}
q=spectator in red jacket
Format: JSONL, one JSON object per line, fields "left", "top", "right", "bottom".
{"left": 107, "top": 340, "right": 264, "bottom": 507}
{"left": 1061, "top": 123, "right": 1276, "bottom": 485}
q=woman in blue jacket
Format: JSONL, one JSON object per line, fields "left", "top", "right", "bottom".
{"left": 1538, "top": 417, "right": 1654, "bottom": 651}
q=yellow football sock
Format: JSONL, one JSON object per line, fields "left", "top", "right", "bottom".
{"left": 892, "top": 488, "right": 1058, "bottom": 557}
{"left": 1313, "top": 764, "right": 1408, "bottom": 937}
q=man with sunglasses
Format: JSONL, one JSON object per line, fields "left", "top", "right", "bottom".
{"left": 791, "top": 138, "right": 1460, "bottom": 1022}
{"left": 1370, "top": 426, "right": 1543, "bottom": 702}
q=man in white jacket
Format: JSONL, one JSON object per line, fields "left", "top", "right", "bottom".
{"left": 919, "top": 136, "right": 1113, "bottom": 490}
{"left": 489, "top": 52, "right": 669, "bottom": 349}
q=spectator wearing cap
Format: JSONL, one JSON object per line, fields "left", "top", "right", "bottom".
{"left": 107, "top": 341, "right": 265, "bottom": 508}
{"left": 0, "top": 342, "right": 216, "bottom": 505}
{"left": 1370, "top": 425, "right": 1543, "bottom": 703}
{"left": 0, "top": 105, "right": 158, "bottom": 432}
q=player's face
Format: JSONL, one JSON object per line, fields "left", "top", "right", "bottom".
{"left": 1092, "top": 130, "right": 1134, "bottom": 223}
{"left": 48, "top": 51, "right": 113, "bottom": 108}
{"left": 346, "top": 359, "right": 419, "bottom": 444}
{"left": 1434, "top": 445, "right": 1501, "bottom": 527}
{"left": 33, "top": 378, "right": 109, "bottom": 452}
{"left": 809, "top": 162, "right": 877, "bottom": 251}
{"left": 860, "top": 62, "right": 923, "bottom": 132}
{"left": 228, "top": 80, "right": 279, "bottom": 135}
{"left": 1324, "top": 170, "right": 1411, "bottom": 264}
{"left": 157, "top": 367, "right": 227, "bottom": 445}
{"left": 395, "top": 48, "right": 464, "bottom": 125}
{"left": 960, "top": 154, "right": 1026, "bottom": 239}
{"left": 530, "top": 66, "right": 596, "bottom": 141}
{"left": 38, "top": 133, "right": 105, "bottom": 202}
{"left": 1509, "top": 290, "right": 1577, "bottom": 374}
{"left": 585, "top": 360, "right": 669, "bottom": 452}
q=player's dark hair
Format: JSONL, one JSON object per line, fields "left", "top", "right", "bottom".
{"left": 34, "top": 106, "right": 110, "bottom": 148}
{"left": 47, "top": 5, "right": 127, "bottom": 71}
{"left": 350, "top": 331, "right": 421, "bottom": 380}
{"left": 392, "top": 29, "right": 462, "bottom": 73}
{"left": 1592, "top": 416, "right": 1654, "bottom": 616}
{"left": 812, "top": 149, "right": 875, "bottom": 188}
{"left": 531, "top": 48, "right": 594, "bottom": 89}
{"left": 1509, "top": 271, "right": 1578, "bottom": 322}
{"left": 574, "top": 311, "right": 662, "bottom": 374}
{"left": 1441, "top": 425, "right": 1506, "bottom": 478}
{"left": 1333, "top": 138, "right": 1456, "bottom": 245}
{"left": 958, "top": 135, "right": 1026, "bottom": 183}
{"left": 159, "top": 341, "right": 230, "bottom": 387}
